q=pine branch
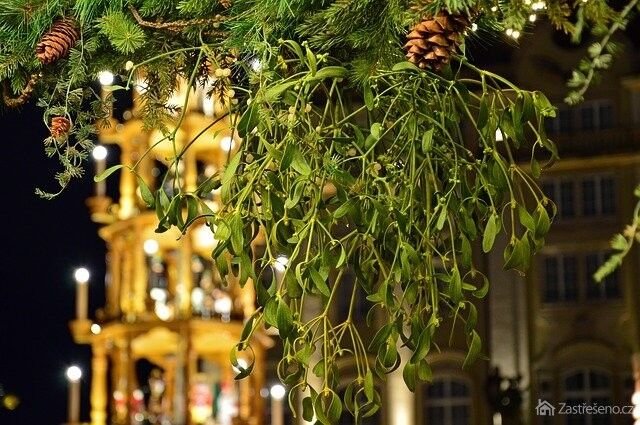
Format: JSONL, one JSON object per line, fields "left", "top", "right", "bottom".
{"left": 128, "top": 4, "right": 227, "bottom": 33}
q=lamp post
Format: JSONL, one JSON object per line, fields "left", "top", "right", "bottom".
{"left": 74, "top": 268, "right": 90, "bottom": 321}
{"left": 66, "top": 366, "right": 82, "bottom": 425}
{"left": 92, "top": 146, "right": 108, "bottom": 197}
{"left": 270, "top": 384, "right": 285, "bottom": 425}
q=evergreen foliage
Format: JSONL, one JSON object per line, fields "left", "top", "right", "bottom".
{"left": 0, "top": 0, "right": 636, "bottom": 421}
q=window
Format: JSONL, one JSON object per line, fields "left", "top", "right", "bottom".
{"left": 542, "top": 180, "right": 575, "bottom": 219}
{"left": 545, "top": 100, "right": 614, "bottom": 134}
{"left": 423, "top": 377, "right": 472, "bottom": 425}
{"left": 576, "top": 100, "right": 614, "bottom": 131}
{"left": 542, "top": 175, "right": 616, "bottom": 220}
{"left": 585, "top": 253, "right": 620, "bottom": 300}
{"left": 581, "top": 176, "right": 616, "bottom": 217}
{"left": 563, "top": 369, "right": 612, "bottom": 425}
{"left": 544, "top": 256, "right": 579, "bottom": 302}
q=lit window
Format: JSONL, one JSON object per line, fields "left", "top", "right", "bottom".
{"left": 563, "top": 369, "right": 612, "bottom": 425}
{"left": 423, "top": 377, "right": 472, "bottom": 425}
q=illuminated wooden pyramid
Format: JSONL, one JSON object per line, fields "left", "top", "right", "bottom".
{"left": 69, "top": 73, "right": 270, "bottom": 425}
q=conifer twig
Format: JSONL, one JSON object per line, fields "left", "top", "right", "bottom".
{"left": 128, "top": 5, "right": 226, "bottom": 33}
{"left": 2, "top": 73, "right": 41, "bottom": 108}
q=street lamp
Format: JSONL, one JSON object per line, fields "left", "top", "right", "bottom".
{"left": 73, "top": 268, "right": 90, "bottom": 320}
{"left": 66, "top": 366, "right": 82, "bottom": 424}
{"left": 270, "top": 384, "right": 286, "bottom": 425}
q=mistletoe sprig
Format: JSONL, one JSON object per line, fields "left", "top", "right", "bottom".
{"left": 92, "top": 39, "right": 557, "bottom": 422}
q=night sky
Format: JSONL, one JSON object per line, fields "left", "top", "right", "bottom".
{"left": 0, "top": 102, "right": 106, "bottom": 424}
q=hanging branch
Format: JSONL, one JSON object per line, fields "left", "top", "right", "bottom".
{"left": 565, "top": 0, "right": 639, "bottom": 104}
{"left": 128, "top": 5, "right": 227, "bottom": 33}
{"left": 2, "top": 73, "right": 41, "bottom": 108}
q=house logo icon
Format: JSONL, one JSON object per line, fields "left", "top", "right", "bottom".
{"left": 535, "top": 399, "right": 555, "bottom": 416}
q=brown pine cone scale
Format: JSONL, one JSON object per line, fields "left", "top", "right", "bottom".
{"left": 50, "top": 116, "right": 72, "bottom": 139}
{"left": 404, "top": 11, "right": 470, "bottom": 71}
{"left": 36, "top": 19, "right": 80, "bottom": 65}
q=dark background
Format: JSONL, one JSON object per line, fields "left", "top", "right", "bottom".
{"left": 0, "top": 102, "right": 106, "bottom": 424}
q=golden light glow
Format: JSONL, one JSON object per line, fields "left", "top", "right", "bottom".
{"left": 74, "top": 268, "right": 90, "bottom": 284}
{"left": 91, "top": 323, "right": 102, "bottom": 335}
{"left": 66, "top": 365, "right": 82, "bottom": 382}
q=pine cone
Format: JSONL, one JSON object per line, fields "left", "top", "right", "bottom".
{"left": 36, "top": 19, "right": 79, "bottom": 65}
{"left": 50, "top": 116, "right": 71, "bottom": 138}
{"left": 404, "top": 12, "right": 470, "bottom": 71}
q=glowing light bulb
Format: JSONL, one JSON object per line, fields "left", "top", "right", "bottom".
{"left": 512, "top": 30, "right": 521, "bottom": 39}
{"left": 220, "top": 136, "right": 236, "bottom": 152}
{"left": 506, "top": 29, "right": 513, "bottom": 36}
{"left": 214, "top": 295, "right": 232, "bottom": 315}
{"left": 270, "top": 384, "right": 286, "bottom": 400}
{"left": 632, "top": 391, "right": 640, "bottom": 405}
{"left": 529, "top": 14, "right": 537, "bottom": 22}
{"left": 92, "top": 145, "right": 108, "bottom": 161}
{"left": 471, "top": 23, "right": 478, "bottom": 32}
{"left": 143, "top": 239, "right": 159, "bottom": 255}
{"left": 91, "top": 323, "right": 102, "bottom": 335}
{"left": 98, "top": 71, "right": 114, "bottom": 86}
{"left": 66, "top": 366, "right": 82, "bottom": 382}
{"left": 74, "top": 267, "right": 90, "bottom": 284}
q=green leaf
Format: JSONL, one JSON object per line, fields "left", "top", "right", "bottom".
{"left": 518, "top": 206, "right": 535, "bottom": 231}
{"left": 291, "top": 147, "right": 311, "bottom": 176}
{"left": 276, "top": 300, "right": 295, "bottom": 340}
{"left": 482, "top": 213, "right": 500, "bottom": 253}
{"left": 229, "top": 213, "right": 244, "bottom": 254}
{"left": 94, "top": 164, "right": 123, "bottom": 182}
{"left": 417, "top": 359, "right": 432, "bottom": 382}
{"left": 310, "top": 267, "right": 331, "bottom": 297}
{"left": 391, "top": 61, "right": 421, "bottom": 72}
{"left": 534, "top": 206, "right": 551, "bottom": 239}
{"left": 138, "top": 177, "right": 154, "bottom": 208}
{"left": 410, "top": 327, "right": 432, "bottom": 363}
{"left": 477, "top": 96, "right": 489, "bottom": 129}
{"left": 473, "top": 274, "right": 490, "bottom": 299}
{"left": 237, "top": 103, "right": 259, "bottom": 138}
{"left": 421, "top": 128, "right": 434, "bottom": 154}
{"left": 462, "top": 330, "right": 481, "bottom": 370}
{"left": 402, "top": 362, "right": 417, "bottom": 392}
{"left": 363, "top": 85, "right": 374, "bottom": 111}
{"left": 310, "top": 66, "right": 347, "bottom": 80}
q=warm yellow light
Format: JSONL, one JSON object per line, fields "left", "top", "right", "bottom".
{"left": 66, "top": 366, "right": 82, "bottom": 382}
{"left": 270, "top": 384, "right": 286, "bottom": 400}
{"left": 214, "top": 295, "right": 232, "bottom": 315}
{"left": 92, "top": 145, "right": 108, "bottom": 161}
{"left": 220, "top": 136, "right": 235, "bottom": 152}
{"left": 2, "top": 394, "right": 19, "bottom": 410}
{"left": 633, "top": 391, "right": 640, "bottom": 405}
{"left": 194, "top": 225, "right": 216, "bottom": 250}
{"left": 143, "top": 239, "right": 160, "bottom": 255}
{"left": 90, "top": 323, "right": 102, "bottom": 335}
{"left": 98, "top": 71, "right": 114, "bottom": 86}
{"left": 74, "top": 268, "right": 90, "bottom": 284}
